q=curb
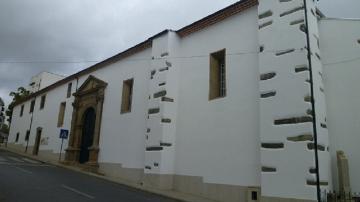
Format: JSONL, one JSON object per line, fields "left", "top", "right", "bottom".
{"left": 0, "top": 147, "right": 215, "bottom": 202}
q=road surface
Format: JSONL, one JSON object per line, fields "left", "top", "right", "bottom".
{"left": 0, "top": 149, "right": 179, "bottom": 202}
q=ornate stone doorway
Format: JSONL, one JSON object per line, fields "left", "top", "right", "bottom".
{"left": 79, "top": 107, "right": 96, "bottom": 164}
{"left": 65, "top": 75, "right": 107, "bottom": 168}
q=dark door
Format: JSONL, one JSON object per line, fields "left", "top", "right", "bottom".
{"left": 33, "top": 129, "right": 42, "bottom": 155}
{"left": 79, "top": 108, "right": 96, "bottom": 164}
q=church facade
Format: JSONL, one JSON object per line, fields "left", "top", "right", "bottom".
{"left": 8, "top": 0, "right": 360, "bottom": 201}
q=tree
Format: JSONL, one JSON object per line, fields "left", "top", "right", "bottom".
{"left": 6, "top": 87, "right": 30, "bottom": 123}
{"left": 0, "top": 97, "right": 5, "bottom": 126}
{"left": 0, "top": 123, "right": 9, "bottom": 134}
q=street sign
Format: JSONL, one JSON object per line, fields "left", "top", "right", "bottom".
{"left": 59, "top": 129, "right": 69, "bottom": 161}
{"left": 59, "top": 129, "right": 69, "bottom": 139}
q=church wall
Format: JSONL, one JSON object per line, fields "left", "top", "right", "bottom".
{"left": 320, "top": 18, "right": 360, "bottom": 193}
{"left": 81, "top": 49, "right": 152, "bottom": 170}
{"left": 174, "top": 7, "right": 261, "bottom": 187}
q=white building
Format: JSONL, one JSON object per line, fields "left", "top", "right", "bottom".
{"left": 28, "top": 71, "right": 65, "bottom": 93}
{"left": 7, "top": 0, "right": 360, "bottom": 201}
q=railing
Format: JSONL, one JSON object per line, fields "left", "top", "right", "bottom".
{"left": 322, "top": 190, "right": 360, "bottom": 202}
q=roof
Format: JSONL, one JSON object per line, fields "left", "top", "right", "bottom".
{"left": 14, "top": 0, "right": 258, "bottom": 107}
{"left": 177, "top": 0, "right": 258, "bottom": 37}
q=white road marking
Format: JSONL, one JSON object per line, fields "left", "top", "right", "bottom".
{"left": 61, "top": 184, "right": 95, "bottom": 199}
{"left": 8, "top": 157, "right": 25, "bottom": 163}
{"left": 21, "top": 158, "right": 39, "bottom": 164}
{"left": 0, "top": 162, "right": 52, "bottom": 167}
{"left": 14, "top": 166, "right": 33, "bottom": 174}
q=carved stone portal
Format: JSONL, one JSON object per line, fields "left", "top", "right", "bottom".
{"left": 64, "top": 75, "right": 107, "bottom": 168}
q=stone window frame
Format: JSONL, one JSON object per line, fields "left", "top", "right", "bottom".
{"left": 67, "top": 83, "right": 72, "bottom": 98}
{"left": 121, "top": 78, "right": 134, "bottom": 114}
{"left": 57, "top": 102, "right": 66, "bottom": 127}
{"left": 40, "top": 95, "right": 46, "bottom": 110}
{"left": 20, "top": 105, "right": 24, "bottom": 117}
{"left": 29, "top": 100, "right": 36, "bottom": 113}
{"left": 209, "top": 49, "right": 227, "bottom": 100}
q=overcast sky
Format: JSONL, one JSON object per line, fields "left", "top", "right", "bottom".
{"left": 0, "top": 0, "right": 359, "bottom": 105}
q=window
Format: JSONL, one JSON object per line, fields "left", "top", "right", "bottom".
{"left": 121, "top": 79, "right": 134, "bottom": 113}
{"left": 25, "top": 130, "right": 30, "bottom": 141}
{"left": 29, "top": 100, "right": 35, "bottom": 113}
{"left": 67, "top": 83, "right": 72, "bottom": 98}
{"left": 20, "top": 105, "right": 24, "bottom": 117}
{"left": 57, "top": 102, "right": 66, "bottom": 127}
{"left": 251, "top": 191, "right": 258, "bottom": 201}
{"left": 40, "top": 95, "right": 46, "bottom": 110}
{"left": 209, "top": 49, "right": 226, "bottom": 100}
{"left": 15, "top": 133, "right": 19, "bottom": 142}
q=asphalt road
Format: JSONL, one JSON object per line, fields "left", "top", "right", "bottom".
{"left": 0, "top": 149, "right": 179, "bottom": 202}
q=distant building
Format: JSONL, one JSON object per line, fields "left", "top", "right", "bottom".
{"left": 6, "top": 0, "right": 360, "bottom": 202}
{"left": 28, "top": 72, "right": 65, "bottom": 93}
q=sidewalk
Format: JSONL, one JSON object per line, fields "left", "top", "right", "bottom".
{"left": 0, "top": 145, "right": 216, "bottom": 202}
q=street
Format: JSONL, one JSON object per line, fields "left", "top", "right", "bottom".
{"left": 0, "top": 149, "right": 179, "bottom": 202}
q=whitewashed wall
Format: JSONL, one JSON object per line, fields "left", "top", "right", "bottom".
{"left": 9, "top": 6, "right": 262, "bottom": 189}
{"left": 174, "top": 7, "right": 261, "bottom": 187}
{"left": 9, "top": 48, "right": 152, "bottom": 171}
{"left": 9, "top": 78, "right": 76, "bottom": 154}
{"left": 38, "top": 72, "right": 65, "bottom": 91}
{"left": 28, "top": 72, "right": 64, "bottom": 93}
{"left": 257, "top": 0, "right": 332, "bottom": 200}
{"left": 9, "top": 103, "right": 31, "bottom": 146}
{"left": 144, "top": 32, "right": 180, "bottom": 175}
{"left": 87, "top": 49, "right": 151, "bottom": 169}
{"left": 320, "top": 18, "right": 360, "bottom": 193}
{"left": 10, "top": 3, "right": 357, "bottom": 199}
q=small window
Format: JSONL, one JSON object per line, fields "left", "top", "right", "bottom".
{"left": 57, "top": 102, "right": 66, "bottom": 127}
{"left": 40, "top": 95, "right": 46, "bottom": 110}
{"left": 251, "top": 191, "right": 258, "bottom": 201}
{"left": 25, "top": 130, "right": 30, "bottom": 141}
{"left": 29, "top": 100, "right": 35, "bottom": 113}
{"left": 121, "top": 79, "right": 134, "bottom": 113}
{"left": 15, "top": 133, "right": 20, "bottom": 142}
{"left": 67, "top": 83, "right": 72, "bottom": 98}
{"left": 20, "top": 105, "right": 24, "bottom": 117}
{"left": 209, "top": 49, "right": 226, "bottom": 100}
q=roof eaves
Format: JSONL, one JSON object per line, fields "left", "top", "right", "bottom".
{"left": 176, "top": 0, "right": 258, "bottom": 38}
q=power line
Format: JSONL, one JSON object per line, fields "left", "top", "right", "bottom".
{"left": 0, "top": 49, "right": 358, "bottom": 66}
{"left": 0, "top": 48, "right": 303, "bottom": 64}
{"left": 322, "top": 56, "right": 360, "bottom": 66}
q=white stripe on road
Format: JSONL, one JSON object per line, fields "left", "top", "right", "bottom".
{"left": 14, "top": 166, "right": 33, "bottom": 174}
{"left": 21, "top": 158, "right": 39, "bottom": 164}
{"left": 8, "top": 157, "right": 25, "bottom": 163}
{"left": 0, "top": 162, "right": 53, "bottom": 167}
{"left": 61, "top": 184, "right": 95, "bottom": 199}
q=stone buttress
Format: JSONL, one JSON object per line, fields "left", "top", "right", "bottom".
{"left": 143, "top": 31, "right": 180, "bottom": 189}
{"left": 258, "top": 0, "right": 331, "bottom": 200}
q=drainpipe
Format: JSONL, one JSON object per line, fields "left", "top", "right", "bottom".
{"left": 25, "top": 96, "right": 36, "bottom": 153}
{"left": 303, "top": 0, "right": 321, "bottom": 201}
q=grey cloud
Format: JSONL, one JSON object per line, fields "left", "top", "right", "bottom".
{"left": 0, "top": 0, "right": 359, "bottom": 106}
